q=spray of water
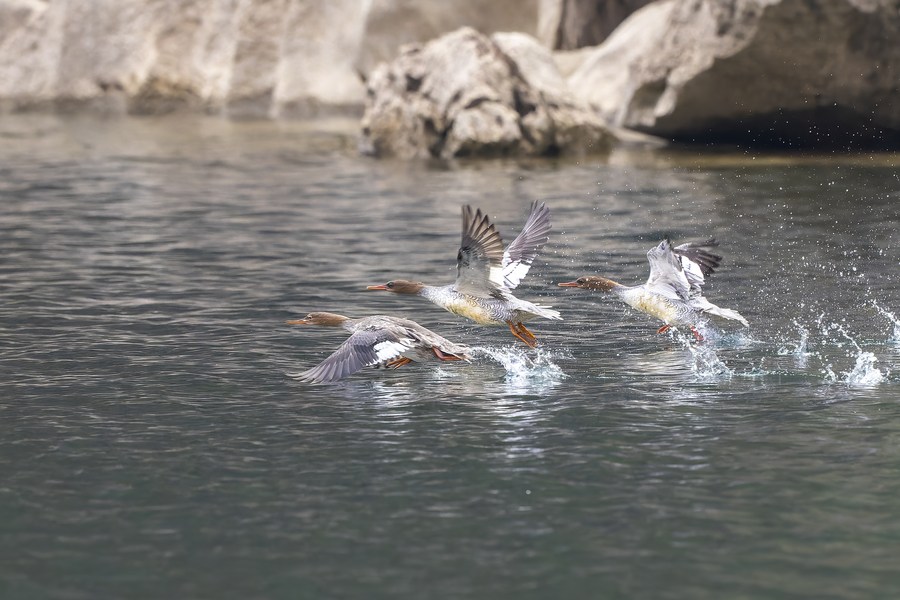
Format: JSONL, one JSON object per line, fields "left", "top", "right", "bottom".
{"left": 873, "top": 301, "right": 900, "bottom": 346}
{"left": 776, "top": 319, "right": 811, "bottom": 369}
{"left": 815, "top": 316, "right": 887, "bottom": 387}
{"left": 670, "top": 330, "right": 733, "bottom": 382}
{"left": 472, "top": 345, "right": 567, "bottom": 384}
{"left": 843, "top": 352, "right": 885, "bottom": 387}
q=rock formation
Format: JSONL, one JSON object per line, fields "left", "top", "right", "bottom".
{"left": 359, "top": 27, "right": 616, "bottom": 158}
{"left": 2, "top": 0, "right": 898, "bottom": 151}
{"left": 567, "top": 0, "right": 900, "bottom": 147}
{"left": 537, "top": 0, "right": 654, "bottom": 49}
{"left": 0, "top": 0, "right": 372, "bottom": 117}
{"left": 0, "top": 0, "right": 541, "bottom": 118}
{"left": 356, "top": 0, "right": 539, "bottom": 77}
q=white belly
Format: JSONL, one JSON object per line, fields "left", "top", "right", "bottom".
{"left": 445, "top": 297, "right": 497, "bottom": 324}
{"left": 626, "top": 293, "right": 680, "bottom": 324}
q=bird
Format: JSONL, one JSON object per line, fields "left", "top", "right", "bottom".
{"left": 366, "top": 201, "right": 561, "bottom": 348}
{"left": 557, "top": 238, "right": 748, "bottom": 341}
{"left": 286, "top": 312, "right": 472, "bottom": 383}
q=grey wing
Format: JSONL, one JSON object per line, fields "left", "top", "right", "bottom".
{"left": 673, "top": 239, "right": 721, "bottom": 293}
{"left": 399, "top": 318, "right": 474, "bottom": 360}
{"left": 454, "top": 205, "right": 506, "bottom": 298}
{"left": 501, "top": 201, "right": 552, "bottom": 290}
{"left": 299, "top": 329, "right": 415, "bottom": 383}
{"left": 645, "top": 239, "right": 691, "bottom": 301}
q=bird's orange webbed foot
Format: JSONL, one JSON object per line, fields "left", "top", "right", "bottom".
{"left": 657, "top": 325, "right": 671, "bottom": 334}
{"left": 432, "top": 347, "right": 462, "bottom": 361}
{"left": 506, "top": 321, "right": 534, "bottom": 348}
{"left": 516, "top": 322, "right": 539, "bottom": 347}
{"left": 506, "top": 321, "right": 537, "bottom": 348}
{"left": 384, "top": 357, "right": 413, "bottom": 369}
{"left": 690, "top": 326, "right": 704, "bottom": 342}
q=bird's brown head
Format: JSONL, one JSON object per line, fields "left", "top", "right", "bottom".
{"left": 366, "top": 280, "right": 425, "bottom": 294}
{"left": 285, "top": 312, "right": 350, "bottom": 327}
{"left": 557, "top": 276, "right": 620, "bottom": 292}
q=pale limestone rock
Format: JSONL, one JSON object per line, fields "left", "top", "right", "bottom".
{"left": 225, "top": 0, "right": 287, "bottom": 116}
{"left": 56, "top": 1, "right": 165, "bottom": 100}
{"left": 568, "top": 0, "right": 677, "bottom": 125}
{"left": 0, "top": 0, "right": 369, "bottom": 116}
{"left": 356, "top": 0, "right": 540, "bottom": 77}
{"left": 552, "top": 47, "right": 596, "bottom": 79}
{"left": 568, "top": 0, "right": 900, "bottom": 146}
{"left": 493, "top": 31, "right": 569, "bottom": 94}
{"left": 0, "top": 0, "right": 43, "bottom": 42}
{"left": 274, "top": 1, "right": 369, "bottom": 118}
{"left": 0, "top": 0, "right": 65, "bottom": 105}
{"left": 538, "top": 0, "right": 654, "bottom": 49}
{"left": 444, "top": 102, "right": 523, "bottom": 157}
{"left": 360, "top": 27, "right": 615, "bottom": 159}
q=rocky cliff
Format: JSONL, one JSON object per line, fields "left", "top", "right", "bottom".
{"left": 566, "top": 0, "right": 900, "bottom": 148}
{"left": 0, "top": 0, "right": 538, "bottom": 117}
{"left": 2, "top": 0, "right": 897, "bottom": 151}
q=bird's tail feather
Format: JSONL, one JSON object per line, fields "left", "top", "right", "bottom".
{"left": 707, "top": 306, "right": 748, "bottom": 327}
{"left": 533, "top": 305, "right": 562, "bottom": 320}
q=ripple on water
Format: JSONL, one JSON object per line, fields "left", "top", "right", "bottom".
{"left": 4, "top": 116, "right": 900, "bottom": 600}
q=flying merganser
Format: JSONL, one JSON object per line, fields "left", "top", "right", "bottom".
{"left": 367, "top": 202, "right": 561, "bottom": 348}
{"left": 558, "top": 239, "right": 748, "bottom": 341}
{"left": 287, "top": 312, "right": 471, "bottom": 383}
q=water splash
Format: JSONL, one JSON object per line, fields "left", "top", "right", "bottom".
{"left": 473, "top": 345, "right": 567, "bottom": 384}
{"left": 688, "top": 344, "right": 733, "bottom": 381}
{"left": 672, "top": 331, "right": 733, "bottom": 382}
{"left": 821, "top": 318, "right": 864, "bottom": 352}
{"left": 777, "top": 320, "right": 812, "bottom": 369}
{"left": 873, "top": 301, "right": 900, "bottom": 347}
{"left": 793, "top": 321, "right": 810, "bottom": 356}
{"left": 842, "top": 352, "right": 885, "bottom": 387}
{"left": 711, "top": 329, "right": 761, "bottom": 349}
{"left": 814, "top": 316, "right": 887, "bottom": 387}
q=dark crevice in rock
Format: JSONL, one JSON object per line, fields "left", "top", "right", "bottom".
{"left": 424, "top": 116, "right": 450, "bottom": 157}
{"left": 463, "top": 96, "right": 490, "bottom": 110}
{"left": 517, "top": 119, "right": 537, "bottom": 148}
{"left": 513, "top": 89, "right": 536, "bottom": 117}
{"left": 542, "top": 143, "right": 562, "bottom": 157}
{"left": 405, "top": 74, "right": 422, "bottom": 93}
{"left": 96, "top": 79, "right": 124, "bottom": 92}
{"left": 630, "top": 78, "right": 667, "bottom": 112}
{"left": 553, "top": 0, "right": 655, "bottom": 50}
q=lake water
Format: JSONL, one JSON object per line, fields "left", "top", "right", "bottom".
{"left": 2, "top": 115, "right": 899, "bottom": 599}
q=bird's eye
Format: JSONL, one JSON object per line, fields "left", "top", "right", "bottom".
{"left": 577, "top": 278, "right": 586, "bottom": 284}
{"left": 386, "top": 281, "right": 395, "bottom": 289}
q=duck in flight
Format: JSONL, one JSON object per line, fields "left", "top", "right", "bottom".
{"left": 287, "top": 312, "right": 471, "bottom": 383}
{"left": 558, "top": 239, "right": 748, "bottom": 341}
{"left": 367, "top": 202, "right": 561, "bottom": 348}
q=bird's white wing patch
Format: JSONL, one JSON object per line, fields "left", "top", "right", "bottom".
{"left": 489, "top": 265, "right": 506, "bottom": 288}
{"left": 501, "top": 261, "right": 531, "bottom": 290}
{"left": 501, "top": 201, "right": 552, "bottom": 290}
{"left": 373, "top": 338, "right": 414, "bottom": 363}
